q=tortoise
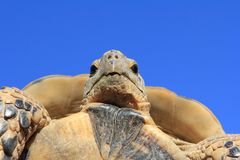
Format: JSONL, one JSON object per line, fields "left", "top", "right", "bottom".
{"left": 0, "top": 50, "right": 239, "bottom": 159}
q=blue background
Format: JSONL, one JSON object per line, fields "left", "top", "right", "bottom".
{"left": 0, "top": 1, "right": 239, "bottom": 133}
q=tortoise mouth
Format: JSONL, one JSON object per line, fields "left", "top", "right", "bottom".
{"left": 106, "top": 72, "right": 121, "bottom": 76}
{"left": 86, "top": 72, "right": 144, "bottom": 96}
{"left": 85, "top": 74, "right": 147, "bottom": 109}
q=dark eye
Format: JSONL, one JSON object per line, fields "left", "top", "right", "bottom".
{"left": 90, "top": 65, "right": 98, "bottom": 77}
{"left": 131, "top": 64, "right": 138, "bottom": 74}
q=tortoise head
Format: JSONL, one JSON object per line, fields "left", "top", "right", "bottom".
{"left": 83, "top": 50, "right": 150, "bottom": 112}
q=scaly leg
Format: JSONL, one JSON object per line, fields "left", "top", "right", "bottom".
{"left": 183, "top": 134, "right": 240, "bottom": 159}
{"left": 0, "top": 87, "right": 51, "bottom": 159}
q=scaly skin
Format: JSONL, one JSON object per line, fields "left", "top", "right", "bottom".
{"left": 184, "top": 134, "right": 240, "bottom": 159}
{"left": 0, "top": 87, "right": 50, "bottom": 159}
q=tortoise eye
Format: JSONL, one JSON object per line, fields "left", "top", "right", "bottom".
{"left": 90, "top": 65, "right": 98, "bottom": 77}
{"left": 131, "top": 64, "right": 138, "bottom": 74}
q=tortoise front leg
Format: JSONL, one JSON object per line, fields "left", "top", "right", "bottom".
{"left": 0, "top": 87, "right": 50, "bottom": 159}
{"left": 183, "top": 134, "right": 240, "bottom": 159}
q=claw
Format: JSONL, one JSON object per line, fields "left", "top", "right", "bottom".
{"left": 225, "top": 141, "right": 234, "bottom": 148}
{"left": 228, "top": 147, "right": 240, "bottom": 158}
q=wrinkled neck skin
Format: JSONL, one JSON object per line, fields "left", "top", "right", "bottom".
{"left": 82, "top": 75, "right": 151, "bottom": 112}
{"left": 81, "top": 50, "right": 151, "bottom": 113}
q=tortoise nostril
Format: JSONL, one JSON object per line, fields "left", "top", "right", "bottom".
{"left": 107, "top": 53, "right": 120, "bottom": 60}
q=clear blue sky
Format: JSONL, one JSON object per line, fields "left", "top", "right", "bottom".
{"left": 0, "top": 1, "right": 239, "bottom": 133}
